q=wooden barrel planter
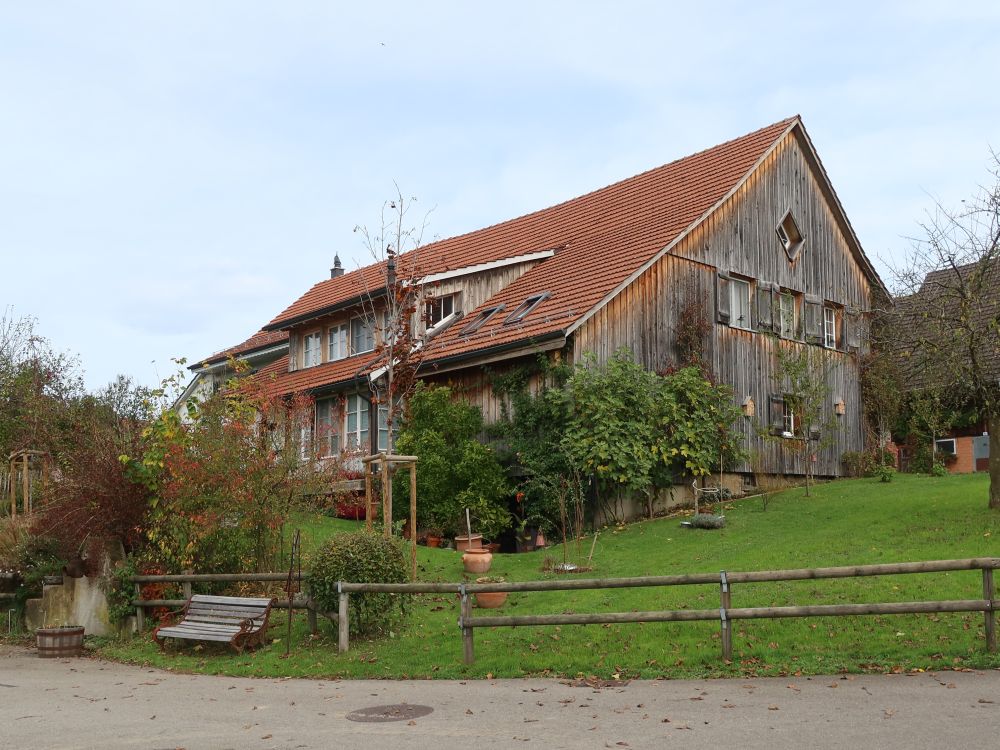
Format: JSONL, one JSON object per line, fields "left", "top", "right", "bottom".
{"left": 36, "top": 626, "right": 85, "bottom": 658}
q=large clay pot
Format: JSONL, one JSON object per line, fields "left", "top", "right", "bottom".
{"left": 462, "top": 548, "right": 493, "bottom": 574}
{"left": 454, "top": 534, "right": 483, "bottom": 552}
{"left": 426, "top": 535, "right": 442, "bottom": 548}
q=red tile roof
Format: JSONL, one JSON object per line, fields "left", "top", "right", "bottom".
{"left": 196, "top": 329, "right": 289, "bottom": 368}
{"left": 262, "top": 117, "right": 878, "bottom": 395}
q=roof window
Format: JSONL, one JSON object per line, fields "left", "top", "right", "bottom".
{"left": 459, "top": 305, "right": 505, "bottom": 336}
{"left": 504, "top": 293, "right": 550, "bottom": 325}
{"left": 776, "top": 211, "right": 804, "bottom": 261}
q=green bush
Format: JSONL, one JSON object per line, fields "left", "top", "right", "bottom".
{"left": 394, "top": 383, "right": 510, "bottom": 536}
{"left": 876, "top": 464, "right": 896, "bottom": 483}
{"left": 930, "top": 462, "right": 949, "bottom": 477}
{"left": 309, "top": 530, "right": 410, "bottom": 637}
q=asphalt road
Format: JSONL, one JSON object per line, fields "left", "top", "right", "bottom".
{"left": 1, "top": 645, "right": 997, "bottom": 749}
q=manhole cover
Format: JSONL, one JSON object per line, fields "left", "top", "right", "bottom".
{"left": 345, "top": 704, "right": 434, "bottom": 723}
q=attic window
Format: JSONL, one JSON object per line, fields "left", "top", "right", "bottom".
{"left": 776, "top": 211, "right": 804, "bottom": 261}
{"left": 504, "top": 292, "right": 550, "bottom": 325}
{"left": 459, "top": 305, "right": 505, "bottom": 336}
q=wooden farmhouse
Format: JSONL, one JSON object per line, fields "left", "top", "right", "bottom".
{"left": 196, "top": 116, "right": 886, "bottom": 488}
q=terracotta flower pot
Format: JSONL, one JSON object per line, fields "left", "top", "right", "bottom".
{"left": 474, "top": 578, "right": 508, "bottom": 608}
{"left": 454, "top": 534, "right": 483, "bottom": 552}
{"left": 426, "top": 535, "right": 442, "bottom": 548}
{"left": 462, "top": 548, "right": 493, "bottom": 574}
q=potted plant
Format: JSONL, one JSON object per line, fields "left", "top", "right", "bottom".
{"left": 425, "top": 527, "right": 444, "bottom": 548}
{"left": 474, "top": 576, "right": 508, "bottom": 608}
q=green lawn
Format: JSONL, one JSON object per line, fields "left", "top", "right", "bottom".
{"left": 96, "top": 473, "right": 1000, "bottom": 680}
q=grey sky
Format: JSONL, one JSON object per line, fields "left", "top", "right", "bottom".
{"left": 2, "top": 1, "right": 999, "bottom": 390}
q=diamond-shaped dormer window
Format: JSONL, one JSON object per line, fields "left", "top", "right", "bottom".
{"left": 776, "top": 210, "right": 804, "bottom": 262}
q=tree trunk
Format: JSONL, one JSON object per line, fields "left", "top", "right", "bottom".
{"left": 989, "top": 411, "right": 1000, "bottom": 510}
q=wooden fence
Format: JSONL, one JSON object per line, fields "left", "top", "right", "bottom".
{"left": 132, "top": 557, "right": 998, "bottom": 665}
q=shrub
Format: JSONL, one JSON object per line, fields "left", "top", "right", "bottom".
{"left": 689, "top": 513, "right": 726, "bottom": 529}
{"left": 309, "top": 530, "right": 410, "bottom": 637}
{"left": 876, "top": 464, "right": 896, "bottom": 483}
{"left": 841, "top": 451, "right": 870, "bottom": 478}
{"left": 931, "top": 462, "right": 949, "bottom": 477}
{"left": 394, "top": 384, "right": 510, "bottom": 536}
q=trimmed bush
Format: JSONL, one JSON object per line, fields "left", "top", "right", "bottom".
{"left": 309, "top": 530, "right": 410, "bottom": 637}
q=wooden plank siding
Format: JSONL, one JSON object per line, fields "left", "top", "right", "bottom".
{"left": 571, "top": 130, "right": 871, "bottom": 478}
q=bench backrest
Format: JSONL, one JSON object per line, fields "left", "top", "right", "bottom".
{"left": 185, "top": 595, "right": 275, "bottom": 629}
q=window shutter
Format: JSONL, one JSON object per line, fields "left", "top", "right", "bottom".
{"left": 717, "top": 273, "right": 731, "bottom": 325}
{"left": 769, "top": 394, "right": 785, "bottom": 436}
{"left": 847, "top": 313, "right": 861, "bottom": 351}
{"left": 756, "top": 283, "right": 775, "bottom": 332}
{"left": 804, "top": 296, "right": 823, "bottom": 344}
{"left": 288, "top": 333, "right": 299, "bottom": 372}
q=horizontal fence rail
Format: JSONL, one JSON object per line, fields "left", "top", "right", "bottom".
{"left": 132, "top": 558, "right": 998, "bottom": 664}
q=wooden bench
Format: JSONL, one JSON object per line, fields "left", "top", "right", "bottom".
{"left": 153, "top": 595, "right": 276, "bottom": 653}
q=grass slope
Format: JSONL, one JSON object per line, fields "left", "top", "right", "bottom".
{"left": 96, "top": 473, "right": 1000, "bottom": 679}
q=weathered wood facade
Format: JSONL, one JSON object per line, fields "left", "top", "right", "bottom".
{"left": 568, "top": 130, "right": 872, "bottom": 477}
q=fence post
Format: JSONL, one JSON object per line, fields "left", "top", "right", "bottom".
{"left": 133, "top": 582, "right": 145, "bottom": 631}
{"left": 307, "top": 598, "right": 318, "bottom": 635}
{"left": 181, "top": 569, "right": 192, "bottom": 601}
{"left": 984, "top": 567, "right": 996, "bottom": 653}
{"left": 460, "top": 583, "right": 474, "bottom": 665}
{"left": 719, "top": 570, "right": 732, "bottom": 662}
{"left": 338, "top": 582, "right": 349, "bottom": 654}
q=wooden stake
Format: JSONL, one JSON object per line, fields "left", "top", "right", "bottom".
{"left": 381, "top": 460, "right": 390, "bottom": 538}
{"left": 22, "top": 454, "right": 29, "bottom": 517}
{"left": 409, "top": 463, "right": 417, "bottom": 581}
{"left": 364, "top": 463, "right": 373, "bottom": 531}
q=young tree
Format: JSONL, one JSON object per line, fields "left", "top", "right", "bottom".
{"left": 770, "top": 343, "right": 840, "bottom": 497}
{"left": 893, "top": 157, "right": 1000, "bottom": 508}
{"left": 353, "top": 187, "right": 434, "bottom": 456}
{"left": 861, "top": 306, "right": 905, "bottom": 466}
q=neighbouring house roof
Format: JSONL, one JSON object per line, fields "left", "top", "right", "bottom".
{"left": 194, "top": 329, "right": 289, "bottom": 370}
{"left": 260, "top": 116, "right": 884, "bottom": 395}
{"left": 896, "top": 260, "right": 1000, "bottom": 386}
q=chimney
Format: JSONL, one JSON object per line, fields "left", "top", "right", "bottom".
{"left": 330, "top": 254, "right": 344, "bottom": 279}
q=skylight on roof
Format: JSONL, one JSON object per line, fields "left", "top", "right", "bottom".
{"left": 459, "top": 305, "right": 505, "bottom": 336}
{"left": 504, "top": 292, "right": 550, "bottom": 325}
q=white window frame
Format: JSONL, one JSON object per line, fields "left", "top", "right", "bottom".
{"left": 776, "top": 210, "right": 805, "bottom": 261}
{"left": 730, "top": 278, "right": 752, "bottom": 331}
{"left": 328, "top": 324, "right": 348, "bottom": 362}
{"left": 315, "top": 398, "right": 340, "bottom": 457}
{"left": 344, "top": 393, "right": 370, "bottom": 451}
{"left": 779, "top": 291, "right": 796, "bottom": 339}
{"left": 303, "top": 331, "right": 322, "bottom": 367}
{"left": 782, "top": 400, "right": 797, "bottom": 438}
{"left": 823, "top": 306, "right": 837, "bottom": 349}
{"left": 351, "top": 316, "right": 376, "bottom": 355}
{"left": 935, "top": 438, "right": 957, "bottom": 455}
